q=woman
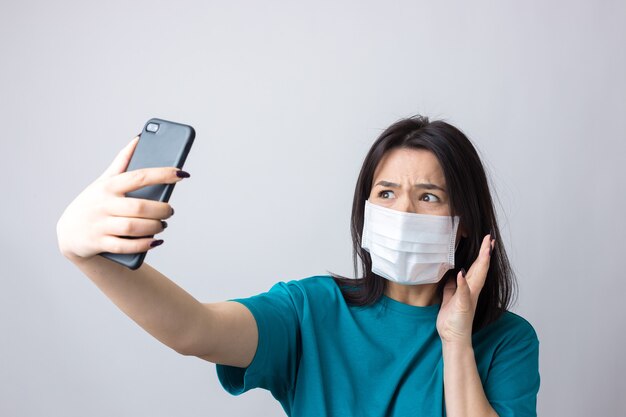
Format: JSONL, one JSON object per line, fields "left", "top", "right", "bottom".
{"left": 56, "top": 115, "right": 540, "bottom": 416}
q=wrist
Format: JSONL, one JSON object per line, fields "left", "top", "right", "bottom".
{"left": 441, "top": 339, "right": 473, "bottom": 354}
{"left": 63, "top": 250, "right": 92, "bottom": 266}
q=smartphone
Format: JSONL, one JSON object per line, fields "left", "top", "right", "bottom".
{"left": 99, "top": 118, "right": 195, "bottom": 270}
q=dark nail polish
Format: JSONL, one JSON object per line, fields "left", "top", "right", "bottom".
{"left": 490, "top": 227, "right": 497, "bottom": 241}
{"left": 137, "top": 132, "right": 142, "bottom": 137}
{"left": 176, "top": 170, "right": 190, "bottom": 178}
{"left": 161, "top": 220, "right": 168, "bottom": 229}
{"left": 171, "top": 207, "right": 175, "bottom": 216}
{"left": 461, "top": 268, "right": 467, "bottom": 277}
{"left": 150, "top": 239, "right": 164, "bottom": 248}
{"left": 489, "top": 242, "right": 494, "bottom": 257}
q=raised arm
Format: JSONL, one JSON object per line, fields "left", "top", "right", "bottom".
{"left": 68, "top": 256, "right": 258, "bottom": 367}
{"left": 56, "top": 135, "right": 258, "bottom": 368}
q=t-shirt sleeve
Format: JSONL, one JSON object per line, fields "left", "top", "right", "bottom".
{"left": 215, "top": 281, "right": 302, "bottom": 398}
{"left": 484, "top": 316, "right": 541, "bottom": 417}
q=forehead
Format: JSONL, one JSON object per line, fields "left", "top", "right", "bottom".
{"left": 372, "top": 147, "right": 445, "bottom": 184}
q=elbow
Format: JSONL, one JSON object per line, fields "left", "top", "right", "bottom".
{"left": 171, "top": 339, "right": 199, "bottom": 356}
{"left": 171, "top": 337, "right": 214, "bottom": 358}
{"left": 173, "top": 344, "right": 196, "bottom": 357}
{"left": 174, "top": 345, "right": 216, "bottom": 363}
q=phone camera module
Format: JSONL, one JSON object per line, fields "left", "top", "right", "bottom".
{"left": 146, "top": 123, "right": 160, "bottom": 133}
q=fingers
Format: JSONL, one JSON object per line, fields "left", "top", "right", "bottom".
{"left": 455, "top": 270, "right": 472, "bottom": 311}
{"left": 442, "top": 269, "right": 472, "bottom": 310}
{"left": 456, "top": 269, "right": 470, "bottom": 298}
{"left": 101, "top": 215, "right": 168, "bottom": 238}
{"left": 108, "top": 166, "right": 188, "bottom": 196}
{"left": 106, "top": 195, "right": 174, "bottom": 221}
{"left": 464, "top": 234, "right": 495, "bottom": 292}
{"left": 100, "top": 136, "right": 141, "bottom": 179}
{"left": 100, "top": 234, "right": 163, "bottom": 255}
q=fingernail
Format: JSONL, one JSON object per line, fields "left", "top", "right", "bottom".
{"left": 161, "top": 220, "right": 168, "bottom": 229}
{"left": 489, "top": 242, "right": 494, "bottom": 257}
{"left": 150, "top": 239, "right": 164, "bottom": 248}
{"left": 171, "top": 207, "right": 175, "bottom": 216}
{"left": 137, "top": 132, "right": 142, "bottom": 137}
{"left": 490, "top": 227, "right": 497, "bottom": 241}
{"left": 461, "top": 268, "right": 466, "bottom": 277}
{"left": 176, "top": 170, "right": 190, "bottom": 178}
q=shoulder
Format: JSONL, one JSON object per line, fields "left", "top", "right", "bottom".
{"left": 475, "top": 310, "right": 539, "bottom": 347}
{"left": 236, "top": 275, "right": 343, "bottom": 311}
{"left": 476, "top": 311, "right": 541, "bottom": 414}
{"left": 269, "top": 274, "right": 338, "bottom": 291}
{"left": 258, "top": 275, "right": 348, "bottom": 320}
{"left": 271, "top": 275, "right": 343, "bottom": 302}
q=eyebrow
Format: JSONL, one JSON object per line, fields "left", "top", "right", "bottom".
{"left": 374, "top": 180, "right": 447, "bottom": 192}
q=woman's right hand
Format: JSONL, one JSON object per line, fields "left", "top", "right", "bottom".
{"left": 56, "top": 135, "right": 188, "bottom": 264}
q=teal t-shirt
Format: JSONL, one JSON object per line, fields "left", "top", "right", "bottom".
{"left": 216, "top": 276, "right": 540, "bottom": 416}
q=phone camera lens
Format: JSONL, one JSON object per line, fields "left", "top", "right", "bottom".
{"left": 147, "top": 123, "right": 160, "bottom": 133}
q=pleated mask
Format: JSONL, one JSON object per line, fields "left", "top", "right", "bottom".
{"left": 361, "top": 199, "right": 460, "bottom": 285}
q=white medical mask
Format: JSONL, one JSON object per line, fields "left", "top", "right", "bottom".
{"left": 361, "top": 200, "right": 460, "bottom": 285}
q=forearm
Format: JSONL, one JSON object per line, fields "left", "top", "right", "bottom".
{"left": 442, "top": 342, "right": 498, "bottom": 417}
{"left": 68, "top": 254, "right": 207, "bottom": 354}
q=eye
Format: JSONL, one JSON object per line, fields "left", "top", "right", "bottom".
{"left": 378, "top": 190, "right": 395, "bottom": 199}
{"left": 420, "top": 193, "right": 440, "bottom": 202}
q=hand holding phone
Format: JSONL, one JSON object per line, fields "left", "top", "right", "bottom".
{"left": 56, "top": 118, "right": 195, "bottom": 270}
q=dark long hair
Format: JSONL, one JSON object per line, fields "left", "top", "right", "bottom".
{"left": 330, "top": 115, "right": 517, "bottom": 332}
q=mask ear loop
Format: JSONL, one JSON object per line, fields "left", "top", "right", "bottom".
{"left": 452, "top": 215, "right": 464, "bottom": 253}
{"left": 451, "top": 216, "right": 461, "bottom": 251}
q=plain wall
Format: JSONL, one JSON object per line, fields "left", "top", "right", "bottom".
{"left": 1, "top": 0, "right": 625, "bottom": 415}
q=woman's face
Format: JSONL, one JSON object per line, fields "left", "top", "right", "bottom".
{"left": 369, "top": 147, "right": 450, "bottom": 215}
{"left": 368, "top": 147, "right": 466, "bottom": 239}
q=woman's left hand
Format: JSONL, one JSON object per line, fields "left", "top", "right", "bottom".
{"left": 436, "top": 234, "right": 495, "bottom": 347}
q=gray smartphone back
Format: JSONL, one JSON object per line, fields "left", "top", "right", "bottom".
{"left": 99, "top": 118, "right": 195, "bottom": 270}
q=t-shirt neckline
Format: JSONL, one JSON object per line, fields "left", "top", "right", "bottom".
{"left": 378, "top": 294, "right": 441, "bottom": 317}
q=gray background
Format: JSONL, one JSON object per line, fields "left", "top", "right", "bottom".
{"left": 1, "top": 0, "right": 624, "bottom": 415}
